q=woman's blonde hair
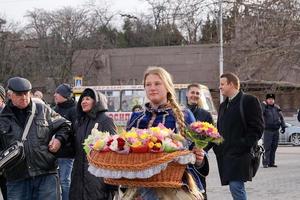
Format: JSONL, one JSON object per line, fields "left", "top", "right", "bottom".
{"left": 143, "top": 66, "right": 185, "bottom": 135}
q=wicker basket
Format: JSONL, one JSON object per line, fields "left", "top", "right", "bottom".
{"left": 87, "top": 150, "right": 191, "bottom": 188}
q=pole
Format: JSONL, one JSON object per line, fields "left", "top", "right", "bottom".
{"left": 219, "top": 0, "right": 224, "bottom": 103}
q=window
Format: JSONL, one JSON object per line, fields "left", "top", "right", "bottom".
{"left": 105, "top": 91, "right": 120, "bottom": 112}
{"left": 121, "top": 90, "right": 145, "bottom": 112}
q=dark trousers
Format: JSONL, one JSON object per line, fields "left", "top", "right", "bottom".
{"left": 263, "top": 130, "right": 279, "bottom": 166}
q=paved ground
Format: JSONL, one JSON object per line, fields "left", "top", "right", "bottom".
{"left": 206, "top": 146, "right": 300, "bottom": 200}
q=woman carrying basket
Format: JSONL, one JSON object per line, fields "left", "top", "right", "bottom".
{"left": 123, "top": 66, "right": 207, "bottom": 200}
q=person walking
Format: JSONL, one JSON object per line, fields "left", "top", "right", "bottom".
{"left": 53, "top": 84, "right": 77, "bottom": 200}
{"left": 214, "top": 73, "right": 264, "bottom": 200}
{"left": 69, "top": 88, "right": 117, "bottom": 200}
{"left": 186, "top": 83, "right": 213, "bottom": 200}
{"left": 261, "top": 93, "right": 286, "bottom": 168}
{"left": 0, "top": 77, "right": 71, "bottom": 200}
{"left": 124, "top": 66, "right": 205, "bottom": 200}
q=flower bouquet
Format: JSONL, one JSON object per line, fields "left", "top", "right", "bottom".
{"left": 84, "top": 123, "right": 196, "bottom": 188}
{"left": 185, "top": 121, "right": 223, "bottom": 149}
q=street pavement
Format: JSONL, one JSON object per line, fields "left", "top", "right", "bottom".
{"left": 206, "top": 146, "right": 300, "bottom": 200}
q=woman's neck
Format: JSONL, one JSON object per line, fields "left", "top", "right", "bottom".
{"left": 150, "top": 100, "right": 168, "bottom": 109}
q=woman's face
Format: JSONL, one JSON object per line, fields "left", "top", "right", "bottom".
{"left": 145, "top": 74, "right": 168, "bottom": 106}
{"left": 81, "top": 96, "right": 95, "bottom": 112}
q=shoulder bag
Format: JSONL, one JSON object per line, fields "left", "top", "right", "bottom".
{"left": 240, "top": 93, "right": 264, "bottom": 177}
{"left": 0, "top": 102, "right": 36, "bottom": 172}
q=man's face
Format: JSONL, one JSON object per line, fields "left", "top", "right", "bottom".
{"left": 266, "top": 98, "right": 275, "bottom": 105}
{"left": 11, "top": 91, "right": 31, "bottom": 109}
{"left": 54, "top": 92, "right": 67, "bottom": 104}
{"left": 219, "top": 77, "right": 234, "bottom": 97}
{"left": 187, "top": 86, "right": 200, "bottom": 105}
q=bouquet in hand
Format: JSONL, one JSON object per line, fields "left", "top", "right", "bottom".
{"left": 185, "top": 121, "right": 223, "bottom": 148}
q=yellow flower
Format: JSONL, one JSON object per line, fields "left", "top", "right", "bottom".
{"left": 151, "top": 136, "right": 158, "bottom": 143}
{"left": 125, "top": 131, "right": 138, "bottom": 138}
{"left": 93, "top": 140, "right": 105, "bottom": 150}
{"left": 148, "top": 141, "right": 154, "bottom": 148}
{"left": 150, "top": 127, "right": 160, "bottom": 133}
{"left": 155, "top": 143, "right": 162, "bottom": 148}
{"left": 140, "top": 133, "right": 150, "bottom": 140}
{"left": 131, "top": 141, "right": 142, "bottom": 147}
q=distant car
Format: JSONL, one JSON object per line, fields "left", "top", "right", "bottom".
{"left": 279, "top": 123, "right": 300, "bottom": 146}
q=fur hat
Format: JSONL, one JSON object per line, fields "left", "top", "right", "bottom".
{"left": 81, "top": 88, "right": 96, "bottom": 100}
{"left": 266, "top": 93, "right": 275, "bottom": 99}
{"left": 55, "top": 84, "right": 72, "bottom": 99}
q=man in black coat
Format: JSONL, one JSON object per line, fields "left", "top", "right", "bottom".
{"left": 186, "top": 83, "right": 213, "bottom": 200}
{"left": 53, "top": 83, "right": 77, "bottom": 200}
{"left": 214, "top": 73, "right": 264, "bottom": 200}
{"left": 261, "top": 93, "right": 285, "bottom": 168}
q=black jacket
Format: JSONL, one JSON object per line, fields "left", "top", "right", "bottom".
{"left": 70, "top": 89, "right": 117, "bottom": 200}
{"left": 0, "top": 100, "right": 71, "bottom": 181}
{"left": 261, "top": 103, "right": 285, "bottom": 131}
{"left": 53, "top": 99, "right": 77, "bottom": 158}
{"left": 187, "top": 104, "right": 213, "bottom": 124}
{"left": 214, "top": 92, "right": 264, "bottom": 185}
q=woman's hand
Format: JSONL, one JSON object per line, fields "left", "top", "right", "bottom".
{"left": 192, "top": 147, "right": 205, "bottom": 167}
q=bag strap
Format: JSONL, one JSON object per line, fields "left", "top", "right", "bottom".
{"left": 239, "top": 92, "right": 247, "bottom": 130}
{"left": 21, "top": 102, "right": 36, "bottom": 142}
{"left": 240, "top": 93, "right": 261, "bottom": 150}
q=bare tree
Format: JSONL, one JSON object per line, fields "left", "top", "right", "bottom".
{"left": 225, "top": 0, "right": 300, "bottom": 83}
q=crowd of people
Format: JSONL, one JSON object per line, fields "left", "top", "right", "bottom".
{"left": 0, "top": 67, "right": 290, "bottom": 200}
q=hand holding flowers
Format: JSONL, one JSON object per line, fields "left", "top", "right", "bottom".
{"left": 185, "top": 121, "right": 223, "bottom": 149}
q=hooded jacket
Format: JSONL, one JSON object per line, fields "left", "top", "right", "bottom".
{"left": 69, "top": 88, "right": 117, "bottom": 200}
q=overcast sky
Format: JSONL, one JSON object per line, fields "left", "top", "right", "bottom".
{"left": 0, "top": 0, "right": 149, "bottom": 25}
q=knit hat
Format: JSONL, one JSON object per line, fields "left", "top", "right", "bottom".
{"left": 266, "top": 93, "right": 275, "bottom": 100}
{"left": 55, "top": 84, "right": 72, "bottom": 99}
{"left": 81, "top": 88, "right": 96, "bottom": 100}
{"left": 0, "top": 86, "right": 5, "bottom": 101}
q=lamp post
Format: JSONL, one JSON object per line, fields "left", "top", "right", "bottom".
{"left": 219, "top": 0, "right": 224, "bottom": 103}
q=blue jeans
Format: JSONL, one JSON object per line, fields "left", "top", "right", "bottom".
{"left": 58, "top": 158, "right": 74, "bottom": 200}
{"left": 6, "top": 174, "right": 60, "bottom": 200}
{"left": 229, "top": 181, "right": 247, "bottom": 200}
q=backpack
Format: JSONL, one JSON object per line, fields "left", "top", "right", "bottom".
{"left": 240, "top": 93, "right": 264, "bottom": 177}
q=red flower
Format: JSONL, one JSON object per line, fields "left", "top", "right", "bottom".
{"left": 117, "top": 137, "right": 126, "bottom": 150}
